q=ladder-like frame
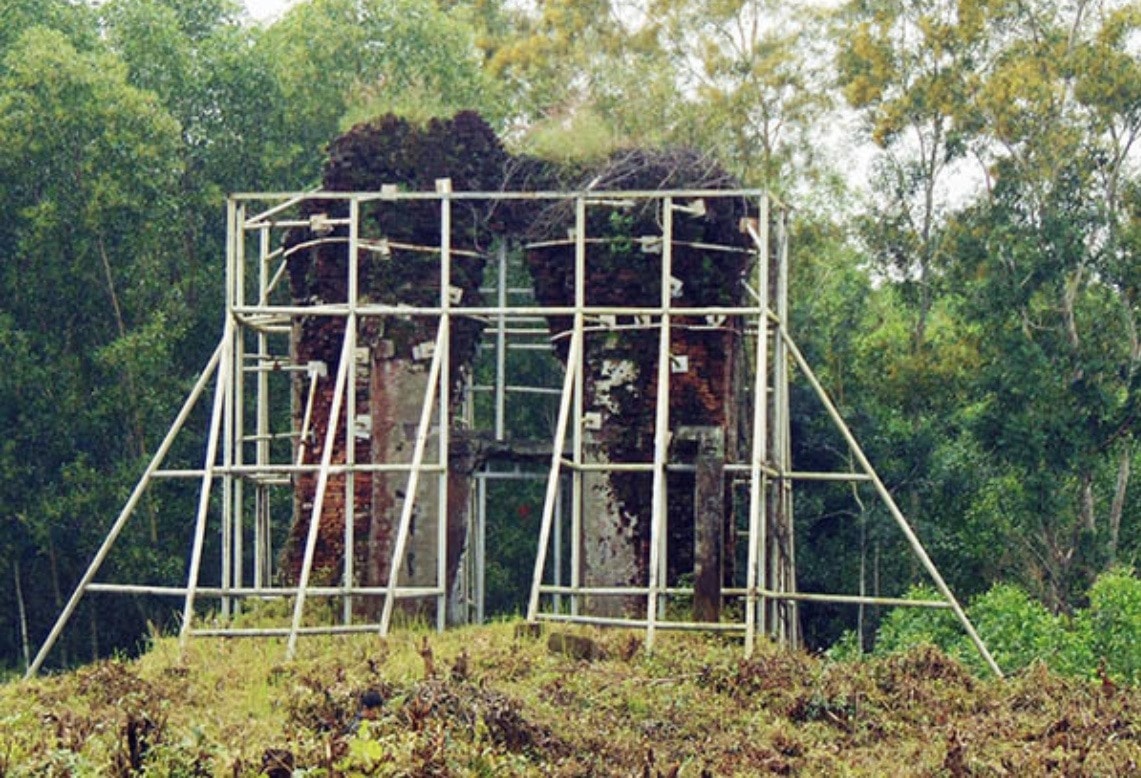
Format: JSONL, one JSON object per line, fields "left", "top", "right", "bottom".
{"left": 27, "top": 187, "right": 1001, "bottom": 678}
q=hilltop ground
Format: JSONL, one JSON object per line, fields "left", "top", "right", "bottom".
{"left": 1, "top": 620, "right": 1137, "bottom": 776}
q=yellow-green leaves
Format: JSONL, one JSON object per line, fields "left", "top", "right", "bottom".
{"left": 0, "top": 26, "right": 183, "bottom": 227}
{"left": 261, "top": 0, "right": 497, "bottom": 157}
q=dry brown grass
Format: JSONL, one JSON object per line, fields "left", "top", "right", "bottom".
{"left": 1, "top": 621, "right": 1137, "bottom": 775}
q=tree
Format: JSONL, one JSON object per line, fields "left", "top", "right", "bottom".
{"left": 0, "top": 316, "right": 46, "bottom": 670}
{"left": 0, "top": 0, "right": 96, "bottom": 59}
{"left": 0, "top": 25, "right": 187, "bottom": 665}
{"left": 962, "top": 0, "right": 1139, "bottom": 605}
{"left": 259, "top": 0, "right": 499, "bottom": 176}
{"left": 645, "top": 0, "right": 832, "bottom": 188}
{"left": 482, "top": 0, "right": 835, "bottom": 186}
{"left": 837, "top": 0, "right": 1140, "bottom": 608}
{"left": 102, "top": 0, "right": 298, "bottom": 336}
{"left": 837, "top": 0, "right": 1005, "bottom": 348}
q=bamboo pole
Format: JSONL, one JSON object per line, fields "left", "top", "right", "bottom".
{"left": 646, "top": 200, "right": 674, "bottom": 651}
{"left": 745, "top": 196, "right": 770, "bottom": 655}
{"left": 437, "top": 180, "right": 452, "bottom": 631}
{"left": 286, "top": 326, "right": 354, "bottom": 660}
{"left": 223, "top": 298, "right": 238, "bottom": 619}
{"left": 570, "top": 196, "right": 586, "bottom": 618}
{"left": 495, "top": 243, "right": 508, "bottom": 441}
{"left": 379, "top": 326, "right": 446, "bottom": 635}
{"left": 776, "top": 205, "right": 797, "bottom": 645}
{"left": 343, "top": 197, "right": 360, "bottom": 625}
{"left": 254, "top": 226, "right": 272, "bottom": 591}
{"left": 178, "top": 332, "right": 232, "bottom": 652}
{"left": 526, "top": 328, "right": 583, "bottom": 622}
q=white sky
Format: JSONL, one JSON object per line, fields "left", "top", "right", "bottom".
{"left": 243, "top": 0, "right": 298, "bottom": 23}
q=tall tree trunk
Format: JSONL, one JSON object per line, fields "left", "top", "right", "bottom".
{"left": 99, "top": 233, "right": 156, "bottom": 542}
{"left": 14, "top": 559, "right": 30, "bottom": 672}
{"left": 1080, "top": 471, "right": 1095, "bottom": 532}
{"left": 1108, "top": 442, "right": 1131, "bottom": 563}
{"left": 46, "top": 531, "right": 67, "bottom": 667}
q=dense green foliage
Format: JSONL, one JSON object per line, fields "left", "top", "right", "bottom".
{"left": 838, "top": 568, "right": 1141, "bottom": 683}
{"left": 0, "top": 0, "right": 1137, "bottom": 673}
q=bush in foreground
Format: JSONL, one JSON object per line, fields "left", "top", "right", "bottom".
{"left": 841, "top": 567, "right": 1139, "bottom": 682}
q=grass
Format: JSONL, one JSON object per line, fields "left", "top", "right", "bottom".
{"left": 1, "top": 619, "right": 1138, "bottom": 775}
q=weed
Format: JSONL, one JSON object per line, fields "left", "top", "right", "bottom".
{"left": 1, "top": 620, "right": 1139, "bottom": 775}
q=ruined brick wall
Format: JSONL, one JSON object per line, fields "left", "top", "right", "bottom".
{"left": 281, "top": 118, "right": 753, "bottom": 620}
{"left": 525, "top": 149, "right": 755, "bottom": 616}
{"left": 285, "top": 317, "right": 373, "bottom": 587}
{"left": 282, "top": 113, "right": 511, "bottom": 614}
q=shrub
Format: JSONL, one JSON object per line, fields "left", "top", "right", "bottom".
{"left": 824, "top": 629, "right": 863, "bottom": 662}
{"left": 846, "top": 569, "right": 1140, "bottom": 683}
{"left": 1086, "top": 567, "right": 1141, "bottom": 683}
{"left": 957, "top": 583, "right": 1065, "bottom": 676}
{"left": 871, "top": 585, "right": 959, "bottom": 656}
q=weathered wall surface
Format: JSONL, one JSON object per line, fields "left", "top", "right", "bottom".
{"left": 525, "top": 149, "right": 753, "bottom": 617}
{"left": 282, "top": 112, "right": 511, "bottom": 617}
{"left": 281, "top": 119, "right": 753, "bottom": 621}
{"left": 285, "top": 318, "right": 373, "bottom": 587}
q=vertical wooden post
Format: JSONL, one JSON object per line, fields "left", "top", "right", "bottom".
{"left": 692, "top": 427, "right": 725, "bottom": 623}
